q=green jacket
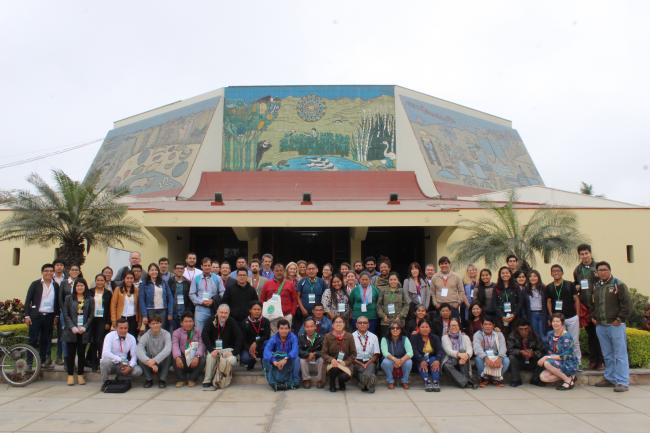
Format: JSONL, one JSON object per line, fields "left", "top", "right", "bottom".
{"left": 592, "top": 277, "right": 631, "bottom": 324}
{"left": 573, "top": 260, "right": 598, "bottom": 307}
{"left": 376, "top": 286, "right": 410, "bottom": 326}
{"left": 349, "top": 285, "right": 380, "bottom": 320}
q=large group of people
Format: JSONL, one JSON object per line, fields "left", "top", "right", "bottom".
{"left": 23, "top": 244, "right": 632, "bottom": 393}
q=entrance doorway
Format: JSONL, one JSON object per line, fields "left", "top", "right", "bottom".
{"left": 362, "top": 227, "right": 425, "bottom": 280}
{"left": 189, "top": 228, "right": 248, "bottom": 265}
{"left": 260, "top": 228, "right": 350, "bottom": 267}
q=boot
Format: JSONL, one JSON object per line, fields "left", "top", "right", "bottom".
{"left": 329, "top": 373, "right": 337, "bottom": 392}
{"left": 77, "top": 375, "right": 86, "bottom": 385}
{"left": 67, "top": 375, "right": 74, "bottom": 386}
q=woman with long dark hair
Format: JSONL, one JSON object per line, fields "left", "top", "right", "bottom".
{"left": 110, "top": 271, "right": 140, "bottom": 338}
{"left": 524, "top": 270, "right": 547, "bottom": 340}
{"left": 491, "top": 267, "right": 520, "bottom": 337}
{"left": 63, "top": 278, "right": 94, "bottom": 385}
{"left": 86, "top": 274, "right": 111, "bottom": 371}
{"left": 139, "top": 263, "right": 174, "bottom": 329}
{"left": 474, "top": 269, "right": 496, "bottom": 317}
{"left": 321, "top": 273, "right": 350, "bottom": 323}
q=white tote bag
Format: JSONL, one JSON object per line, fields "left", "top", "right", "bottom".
{"left": 263, "top": 281, "right": 285, "bottom": 321}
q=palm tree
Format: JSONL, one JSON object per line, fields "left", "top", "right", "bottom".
{"left": 580, "top": 182, "right": 594, "bottom": 195}
{"left": 0, "top": 169, "right": 144, "bottom": 267}
{"left": 449, "top": 190, "right": 587, "bottom": 271}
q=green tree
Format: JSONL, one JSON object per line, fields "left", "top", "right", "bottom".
{"left": 580, "top": 181, "right": 594, "bottom": 195}
{"left": 449, "top": 191, "right": 587, "bottom": 270}
{"left": 0, "top": 170, "right": 144, "bottom": 267}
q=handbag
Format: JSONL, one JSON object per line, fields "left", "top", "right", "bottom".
{"left": 102, "top": 379, "right": 131, "bottom": 393}
{"left": 263, "top": 281, "right": 285, "bottom": 321}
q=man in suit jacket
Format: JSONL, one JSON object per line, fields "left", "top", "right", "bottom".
{"left": 24, "top": 263, "right": 61, "bottom": 367}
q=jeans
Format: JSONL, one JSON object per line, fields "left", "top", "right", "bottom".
{"left": 175, "top": 356, "right": 205, "bottom": 382}
{"left": 263, "top": 358, "right": 301, "bottom": 386}
{"left": 416, "top": 356, "right": 440, "bottom": 383}
{"left": 140, "top": 356, "right": 171, "bottom": 381}
{"left": 564, "top": 315, "right": 581, "bottom": 364}
{"left": 529, "top": 311, "right": 546, "bottom": 341}
{"left": 28, "top": 313, "right": 55, "bottom": 365}
{"left": 381, "top": 358, "right": 413, "bottom": 384}
{"left": 596, "top": 323, "right": 629, "bottom": 386}
{"left": 443, "top": 358, "right": 472, "bottom": 388}
{"left": 475, "top": 356, "right": 510, "bottom": 378}
{"left": 194, "top": 307, "right": 212, "bottom": 332}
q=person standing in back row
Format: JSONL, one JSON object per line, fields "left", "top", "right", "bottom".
{"left": 432, "top": 257, "right": 468, "bottom": 318}
{"left": 24, "top": 263, "right": 60, "bottom": 369}
{"left": 573, "top": 244, "right": 603, "bottom": 370}
{"left": 546, "top": 264, "right": 581, "bottom": 366}
{"left": 592, "top": 261, "right": 631, "bottom": 392}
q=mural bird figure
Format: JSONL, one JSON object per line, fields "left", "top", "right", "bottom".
{"left": 256, "top": 140, "right": 272, "bottom": 169}
{"left": 381, "top": 140, "right": 396, "bottom": 167}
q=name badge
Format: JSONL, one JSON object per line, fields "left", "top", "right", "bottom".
{"left": 177, "top": 294, "right": 185, "bottom": 305}
{"left": 120, "top": 354, "right": 128, "bottom": 363}
{"left": 202, "top": 292, "right": 210, "bottom": 301}
{"left": 417, "top": 295, "right": 422, "bottom": 304}
{"left": 485, "top": 349, "right": 495, "bottom": 357}
{"left": 271, "top": 294, "right": 281, "bottom": 302}
{"left": 387, "top": 303, "right": 396, "bottom": 315}
{"left": 77, "top": 316, "right": 84, "bottom": 327}
{"left": 361, "top": 303, "right": 367, "bottom": 313}
{"left": 308, "top": 293, "right": 316, "bottom": 304}
{"left": 255, "top": 336, "right": 261, "bottom": 341}
{"left": 423, "top": 352, "right": 430, "bottom": 361}
{"left": 215, "top": 339, "right": 223, "bottom": 350}
{"left": 337, "top": 351, "right": 345, "bottom": 362}
{"left": 555, "top": 300, "right": 563, "bottom": 311}
{"left": 362, "top": 352, "right": 370, "bottom": 362}
{"left": 440, "top": 288, "right": 449, "bottom": 297}
{"left": 42, "top": 299, "right": 53, "bottom": 310}
{"left": 337, "top": 302, "right": 346, "bottom": 313}
{"left": 580, "top": 279, "right": 589, "bottom": 290}
{"left": 503, "top": 302, "right": 512, "bottom": 313}
{"left": 95, "top": 307, "right": 104, "bottom": 316}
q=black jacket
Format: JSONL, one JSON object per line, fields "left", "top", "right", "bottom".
{"left": 406, "top": 312, "right": 435, "bottom": 336}
{"left": 169, "top": 278, "right": 193, "bottom": 315}
{"left": 201, "top": 316, "right": 243, "bottom": 356}
{"left": 298, "top": 332, "right": 324, "bottom": 359}
{"left": 491, "top": 286, "right": 522, "bottom": 320}
{"left": 221, "top": 281, "right": 259, "bottom": 322}
{"left": 85, "top": 289, "right": 112, "bottom": 323}
{"left": 25, "top": 279, "right": 61, "bottom": 317}
{"left": 62, "top": 295, "right": 95, "bottom": 344}
{"left": 241, "top": 316, "right": 271, "bottom": 357}
{"left": 410, "top": 333, "right": 444, "bottom": 363}
{"left": 507, "top": 330, "right": 544, "bottom": 359}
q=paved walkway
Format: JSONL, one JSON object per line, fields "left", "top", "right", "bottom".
{"left": 1, "top": 381, "right": 650, "bottom": 433}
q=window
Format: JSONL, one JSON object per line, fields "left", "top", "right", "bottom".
{"left": 626, "top": 245, "right": 634, "bottom": 263}
{"left": 12, "top": 248, "right": 20, "bottom": 266}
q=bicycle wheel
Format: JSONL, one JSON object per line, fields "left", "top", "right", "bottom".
{"left": 1, "top": 343, "right": 41, "bottom": 387}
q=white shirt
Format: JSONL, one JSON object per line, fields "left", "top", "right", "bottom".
{"left": 101, "top": 331, "right": 138, "bottom": 367}
{"left": 123, "top": 294, "right": 135, "bottom": 317}
{"left": 39, "top": 279, "right": 55, "bottom": 313}
{"left": 352, "top": 330, "right": 380, "bottom": 360}
{"left": 153, "top": 285, "right": 164, "bottom": 309}
{"left": 183, "top": 267, "right": 200, "bottom": 282}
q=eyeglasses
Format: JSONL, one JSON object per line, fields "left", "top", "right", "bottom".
{"left": 390, "top": 327, "right": 400, "bottom": 331}
{"left": 357, "top": 321, "right": 369, "bottom": 325}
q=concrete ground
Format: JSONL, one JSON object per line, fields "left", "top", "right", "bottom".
{"left": 1, "top": 381, "right": 650, "bottom": 433}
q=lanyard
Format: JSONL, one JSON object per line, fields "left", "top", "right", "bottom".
{"left": 357, "top": 334, "right": 369, "bottom": 352}
{"left": 276, "top": 279, "right": 286, "bottom": 295}
{"left": 415, "top": 281, "right": 421, "bottom": 296}
{"left": 188, "top": 268, "right": 196, "bottom": 281}
{"left": 503, "top": 289, "right": 510, "bottom": 304}
{"left": 279, "top": 339, "right": 288, "bottom": 353}
{"left": 305, "top": 278, "right": 316, "bottom": 294}
{"left": 185, "top": 330, "right": 193, "bottom": 349}
{"left": 216, "top": 321, "right": 225, "bottom": 339}
{"left": 119, "top": 337, "right": 125, "bottom": 353}
{"left": 554, "top": 282, "right": 563, "bottom": 300}
{"left": 307, "top": 333, "right": 318, "bottom": 348}
{"left": 483, "top": 333, "right": 494, "bottom": 349}
{"left": 360, "top": 285, "right": 370, "bottom": 304}
{"left": 249, "top": 318, "right": 262, "bottom": 335}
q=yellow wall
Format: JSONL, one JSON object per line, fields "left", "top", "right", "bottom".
{"left": 1, "top": 207, "right": 648, "bottom": 300}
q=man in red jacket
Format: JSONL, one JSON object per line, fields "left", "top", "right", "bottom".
{"left": 260, "top": 263, "right": 298, "bottom": 334}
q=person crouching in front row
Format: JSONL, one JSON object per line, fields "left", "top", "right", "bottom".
{"left": 99, "top": 318, "right": 142, "bottom": 389}
{"left": 201, "top": 304, "right": 242, "bottom": 390}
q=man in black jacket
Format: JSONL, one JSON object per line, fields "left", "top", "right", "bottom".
{"left": 201, "top": 304, "right": 243, "bottom": 389}
{"left": 507, "top": 320, "right": 545, "bottom": 386}
{"left": 24, "top": 263, "right": 60, "bottom": 368}
{"left": 170, "top": 263, "right": 192, "bottom": 330}
{"left": 221, "top": 269, "right": 259, "bottom": 325}
{"left": 298, "top": 317, "right": 324, "bottom": 388}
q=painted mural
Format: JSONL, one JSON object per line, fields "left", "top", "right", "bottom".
{"left": 400, "top": 95, "right": 543, "bottom": 190}
{"left": 88, "top": 97, "right": 220, "bottom": 195}
{"left": 222, "top": 86, "right": 395, "bottom": 171}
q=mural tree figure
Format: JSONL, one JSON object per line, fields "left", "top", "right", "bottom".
{"left": 352, "top": 112, "right": 395, "bottom": 163}
{"left": 223, "top": 97, "right": 280, "bottom": 170}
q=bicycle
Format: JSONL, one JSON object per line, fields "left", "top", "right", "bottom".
{"left": 0, "top": 330, "right": 41, "bottom": 386}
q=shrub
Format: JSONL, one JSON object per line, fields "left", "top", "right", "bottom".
{"left": 0, "top": 298, "right": 25, "bottom": 325}
{"left": 628, "top": 288, "right": 649, "bottom": 329}
{"left": 0, "top": 323, "right": 29, "bottom": 346}
{"left": 627, "top": 328, "right": 650, "bottom": 368}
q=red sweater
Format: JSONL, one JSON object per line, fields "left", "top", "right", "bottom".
{"left": 260, "top": 278, "right": 298, "bottom": 316}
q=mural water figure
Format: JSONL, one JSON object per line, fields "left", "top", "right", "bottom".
{"left": 223, "top": 85, "right": 395, "bottom": 171}
{"left": 401, "top": 95, "right": 543, "bottom": 190}
{"left": 87, "top": 96, "right": 220, "bottom": 195}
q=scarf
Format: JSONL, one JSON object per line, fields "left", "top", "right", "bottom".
{"left": 449, "top": 331, "right": 462, "bottom": 352}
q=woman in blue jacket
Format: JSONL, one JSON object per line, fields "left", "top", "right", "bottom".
{"left": 139, "top": 263, "right": 174, "bottom": 330}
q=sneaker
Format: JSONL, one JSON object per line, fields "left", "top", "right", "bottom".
{"left": 55, "top": 358, "right": 64, "bottom": 366}
{"left": 424, "top": 380, "right": 434, "bottom": 392}
{"left": 175, "top": 381, "right": 186, "bottom": 388}
{"left": 510, "top": 380, "right": 522, "bottom": 387}
{"left": 614, "top": 384, "right": 629, "bottom": 393}
{"left": 367, "top": 384, "right": 376, "bottom": 394}
{"left": 202, "top": 383, "right": 214, "bottom": 391}
{"left": 594, "top": 379, "right": 615, "bottom": 387}
{"left": 432, "top": 381, "right": 441, "bottom": 392}
{"left": 143, "top": 380, "right": 153, "bottom": 388}
{"left": 101, "top": 380, "right": 110, "bottom": 392}
{"left": 187, "top": 381, "right": 196, "bottom": 388}
{"left": 158, "top": 380, "right": 167, "bottom": 389}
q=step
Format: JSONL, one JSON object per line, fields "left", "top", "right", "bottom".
{"left": 23, "top": 365, "right": 650, "bottom": 386}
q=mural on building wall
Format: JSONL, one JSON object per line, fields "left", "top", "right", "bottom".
{"left": 400, "top": 95, "right": 543, "bottom": 190}
{"left": 222, "top": 86, "right": 395, "bottom": 171}
{"left": 88, "top": 97, "right": 220, "bottom": 195}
